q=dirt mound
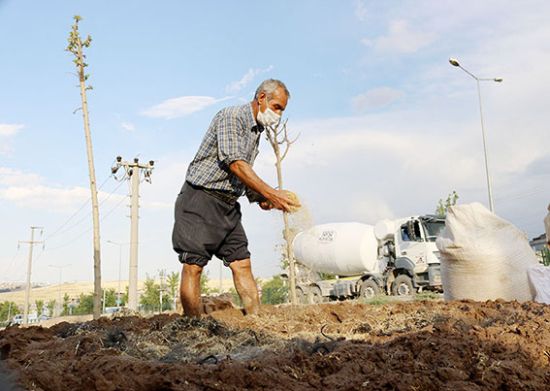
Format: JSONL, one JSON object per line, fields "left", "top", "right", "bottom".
{"left": 1, "top": 300, "right": 549, "bottom": 390}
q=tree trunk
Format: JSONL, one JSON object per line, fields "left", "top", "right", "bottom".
{"left": 77, "top": 40, "right": 102, "bottom": 320}
{"left": 273, "top": 145, "right": 297, "bottom": 305}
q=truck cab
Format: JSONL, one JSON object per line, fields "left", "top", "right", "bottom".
{"left": 389, "top": 215, "right": 445, "bottom": 294}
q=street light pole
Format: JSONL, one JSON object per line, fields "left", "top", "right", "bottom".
{"left": 449, "top": 58, "right": 502, "bottom": 213}
{"left": 19, "top": 226, "right": 44, "bottom": 325}
{"left": 48, "top": 264, "right": 71, "bottom": 317}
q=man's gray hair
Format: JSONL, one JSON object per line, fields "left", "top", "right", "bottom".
{"left": 254, "top": 79, "right": 290, "bottom": 100}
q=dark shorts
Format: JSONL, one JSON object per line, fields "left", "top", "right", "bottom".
{"left": 172, "top": 182, "right": 250, "bottom": 267}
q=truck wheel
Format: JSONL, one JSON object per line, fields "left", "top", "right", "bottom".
{"left": 359, "top": 279, "right": 380, "bottom": 299}
{"left": 392, "top": 274, "right": 414, "bottom": 296}
{"left": 310, "top": 286, "right": 325, "bottom": 304}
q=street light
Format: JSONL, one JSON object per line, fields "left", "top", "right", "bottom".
{"left": 48, "top": 264, "right": 70, "bottom": 317}
{"left": 449, "top": 57, "right": 503, "bottom": 213}
{"left": 107, "top": 240, "right": 129, "bottom": 307}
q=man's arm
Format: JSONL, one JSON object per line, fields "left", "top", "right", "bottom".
{"left": 229, "top": 160, "right": 299, "bottom": 212}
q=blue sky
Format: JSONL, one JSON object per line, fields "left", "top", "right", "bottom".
{"left": 1, "top": 0, "right": 549, "bottom": 285}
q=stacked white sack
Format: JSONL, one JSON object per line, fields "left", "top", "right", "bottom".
{"left": 436, "top": 202, "right": 537, "bottom": 302}
{"left": 528, "top": 203, "right": 550, "bottom": 304}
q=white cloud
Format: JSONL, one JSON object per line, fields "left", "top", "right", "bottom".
{"left": 141, "top": 96, "right": 230, "bottom": 119}
{"left": 225, "top": 66, "right": 274, "bottom": 94}
{"left": 351, "top": 87, "right": 404, "bottom": 111}
{"left": 0, "top": 123, "right": 23, "bottom": 137}
{"left": 354, "top": 0, "right": 368, "bottom": 22}
{"left": 0, "top": 185, "right": 90, "bottom": 209}
{"left": 0, "top": 167, "right": 41, "bottom": 187}
{"left": 0, "top": 168, "right": 127, "bottom": 211}
{"left": 362, "top": 20, "right": 434, "bottom": 54}
{"left": 121, "top": 122, "right": 135, "bottom": 131}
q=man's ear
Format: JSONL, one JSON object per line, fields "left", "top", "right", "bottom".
{"left": 257, "top": 92, "right": 267, "bottom": 105}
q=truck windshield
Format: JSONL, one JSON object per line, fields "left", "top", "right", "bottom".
{"left": 423, "top": 221, "right": 445, "bottom": 241}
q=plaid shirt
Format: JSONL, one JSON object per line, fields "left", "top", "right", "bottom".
{"left": 186, "top": 103, "right": 263, "bottom": 198}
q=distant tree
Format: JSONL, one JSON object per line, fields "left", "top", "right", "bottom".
{"left": 74, "top": 293, "right": 94, "bottom": 315}
{"left": 0, "top": 301, "right": 19, "bottom": 322}
{"left": 62, "top": 293, "right": 70, "bottom": 316}
{"left": 103, "top": 288, "right": 118, "bottom": 307}
{"left": 436, "top": 191, "right": 459, "bottom": 217}
{"left": 261, "top": 276, "right": 288, "bottom": 305}
{"left": 541, "top": 247, "right": 550, "bottom": 266}
{"left": 140, "top": 275, "right": 158, "bottom": 312}
{"left": 35, "top": 299, "right": 44, "bottom": 316}
{"left": 46, "top": 300, "right": 56, "bottom": 317}
{"left": 140, "top": 274, "right": 173, "bottom": 313}
{"left": 122, "top": 286, "right": 129, "bottom": 306}
{"left": 200, "top": 272, "right": 211, "bottom": 294}
{"left": 166, "top": 271, "right": 179, "bottom": 310}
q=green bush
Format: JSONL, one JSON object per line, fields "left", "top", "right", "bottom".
{"left": 261, "top": 276, "right": 288, "bottom": 305}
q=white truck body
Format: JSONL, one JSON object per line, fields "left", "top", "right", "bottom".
{"left": 291, "top": 215, "right": 445, "bottom": 302}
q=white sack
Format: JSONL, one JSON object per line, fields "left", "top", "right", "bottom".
{"left": 436, "top": 202, "right": 538, "bottom": 302}
{"left": 527, "top": 264, "right": 550, "bottom": 304}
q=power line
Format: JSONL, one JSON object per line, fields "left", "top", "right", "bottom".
{"left": 0, "top": 247, "right": 21, "bottom": 278}
{"left": 495, "top": 186, "right": 549, "bottom": 204}
{"left": 45, "top": 178, "right": 125, "bottom": 240}
{"left": 44, "top": 174, "right": 114, "bottom": 241}
{"left": 44, "top": 193, "right": 129, "bottom": 251}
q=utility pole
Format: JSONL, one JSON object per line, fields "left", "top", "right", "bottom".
{"left": 67, "top": 16, "right": 102, "bottom": 319}
{"left": 19, "top": 226, "right": 44, "bottom": 325}
{"left": 112, "top": 156, "right": 154, "bottom": 311}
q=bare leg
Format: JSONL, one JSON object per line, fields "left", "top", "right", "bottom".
{"left": 180, "top": 263, "right": 203, "bottom": 317}
{"left": 229, "top": 258, "right": 260, "bottom": 315}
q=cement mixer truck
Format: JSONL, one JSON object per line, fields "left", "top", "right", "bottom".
{"left": 291, "top": 215, "right": 445, "bottom": 303}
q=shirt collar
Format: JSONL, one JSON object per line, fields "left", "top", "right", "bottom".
{"left": 246, "top": 103, "right": 264, "bottom": 133}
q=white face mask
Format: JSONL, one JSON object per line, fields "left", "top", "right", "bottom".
{"left": 257, "top": 99, "right": 281, "bottom": 128}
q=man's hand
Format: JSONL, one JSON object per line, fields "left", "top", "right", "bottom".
{"left": 228, "top": 160, "right": 301, "bottom": 213}
{"left": 264, "top": 189, "right": 301, "bottom": 213}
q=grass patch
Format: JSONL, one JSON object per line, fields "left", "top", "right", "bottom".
{"left": 415, "top": 292, "right": 443, "bottom": 301}
{"left": 361, "top": 295, "right": 391, "bottom": 305}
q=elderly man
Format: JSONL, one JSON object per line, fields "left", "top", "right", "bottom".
{"left": 172, "top": 79, "right": 299, "bottom": 316}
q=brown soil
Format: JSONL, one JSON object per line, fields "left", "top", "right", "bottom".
{"left": 1, "top": 300, "right": 549, "bottom": 390}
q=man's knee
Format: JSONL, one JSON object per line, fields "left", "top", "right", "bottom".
{"left": 182, "top": 263, "right": 203, "bottom": 278}
{"left": 229, "top": 258, "right": 252, "bottom": 273}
